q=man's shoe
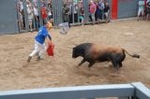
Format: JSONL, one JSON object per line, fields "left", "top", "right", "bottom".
{"left": 27, "top": 56, "right": 32, "bottom": 63}
{"left": 36, "top": 56, "right": 43, "bottom": 61}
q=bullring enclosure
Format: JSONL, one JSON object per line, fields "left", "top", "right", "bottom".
{"left": 0, "top": 19, "right": 150, "bottom": 91}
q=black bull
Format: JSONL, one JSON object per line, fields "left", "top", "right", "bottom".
{"left": 72, "top": 43, "right": 140, "bottom": 71}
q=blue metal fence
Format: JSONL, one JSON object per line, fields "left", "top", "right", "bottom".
{"left": 0, "top": 82, "right": 149, "bottom": 99}
{"left": 118, "top": 0, "right": 138, "bottom": 19}
{"left": 0, "top": 0, "right": 18, "bottom": 34}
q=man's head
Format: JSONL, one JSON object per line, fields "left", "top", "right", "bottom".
{"left": 49, "top": 18, "right": 53, "bottom": 23}
{"left": 44, "top": 19, "right": 53, "bottom": 30}
{"left": 43, "top": 21, "right": 52, "bottom": 31}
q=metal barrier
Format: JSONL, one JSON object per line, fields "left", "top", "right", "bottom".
{"left": 15, "top": 0, "right": 111, "bottom": 33}
{"left": 0, "top": 82, "right": 149, "bottom": 99}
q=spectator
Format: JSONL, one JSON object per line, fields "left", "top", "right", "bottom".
{"left": 95, "top": 1, "right": 100, "bottom": 21}
{"left": 62, "top": 3, "right": 70, "bottom": 23}
{"left": 41, "top": 4, "right": 48, "bottom": 24}
{"left": 146, "top": 0, "right": 150, "bottom": 21}
{"left": 59, "top": 2, "right": 72, "bottom": 34}
{"left": 33, "top": 4, "right": 40, "bottom": 30}
{"left": 104, "top": 1, "right": 110, "bottom": 22}
{"left": 68, "top": 2, "right": 73, "bottom": 24}
{"left": 89, "top": 0, "right": 96, "bottom": 24}
{"left": 137, "top": 0, "right": 145, "bottom": 21}
{"left": 79, "top": 6, "right": 85, "bottom": 25}
{"left": 18, "top": 0, "right": 25, "bottom": 30}
{"left": 18, "top": 10, "right": 24, "bottom": 30}
{"left": 47, "top": 2, "right": 53, "bottom": 20}
{"left": 98, "top": 0, "right": 105, "bottom": 21}
{"left": 144, "top": 0, "right": 148, "bottom": 20}
{"left": 73, "top": 3, "right": 78, "bottom": 23}
{"left": 16, "top": 1, "right": 24, "bottom": 30}
{"left": 27, "top": 20, "right": 53, "bottom": 63}
{"left": 27, "top": 1, "right": 34, "bottom": 32}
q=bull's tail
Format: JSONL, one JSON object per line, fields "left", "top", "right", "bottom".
{"left": 123, "top": 49, "right": 140, "bottom": 58}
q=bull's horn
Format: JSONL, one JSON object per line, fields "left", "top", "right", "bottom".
{"left": 73, "top": 44, "right": 77, "bottom": 46}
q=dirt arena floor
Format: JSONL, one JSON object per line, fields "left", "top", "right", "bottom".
{"left": 0, "top": 19, "right": 150, "bottom": 91}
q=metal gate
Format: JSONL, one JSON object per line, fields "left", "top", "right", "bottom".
{"left": 0, "top": 0, "right": 140, "bottom": 34}
{"left": 118, "top": 0, "right": 138, "bottom": 18}
{"left": 0, "top": 0, "right": 18, "bottom": 35}
{"left": 52, "top": 0, "right": 63, "bottom": 25}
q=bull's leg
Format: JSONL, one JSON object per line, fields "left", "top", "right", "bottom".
{"left": 111, "top": 61, "right": 120, "bottom": 73}
{"left": 88, "top": 61, "right": 95, "bottom": 70}
{"left": 78, "top": 58, "right": 86, "bottom": 66}
{"left": 119, "top": 62, "right": 123, "bottom": 67}
{"left": 86, "top": 62, "right": 95, "bottom": 71}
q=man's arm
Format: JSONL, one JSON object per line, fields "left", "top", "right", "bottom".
{"left": 48, "top": 34, "right": 52, "bottom": 41}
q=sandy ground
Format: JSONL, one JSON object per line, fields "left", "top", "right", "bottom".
{"left": 0, "top": 20, "right": 150, "bottom": 92}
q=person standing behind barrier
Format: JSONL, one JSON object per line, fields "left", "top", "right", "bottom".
{"left": 47, "top": 2, "right": 53, "bottom": 20}
{"left": 27, "top": 20, "right": 53, "bottom": 63}
{"left": 146, "top": 0, "right": 150, "bottom": 21}
{"left": 89, "top": 0, "right": 96, "bottom": 25}
{"left": 27, "top": 1, "right": 34, "bottom": 32}
{"left": 98, "top": 0, "right": 105, "bottom": 21}
{"left": 79, "top": 7, "right": 85, "bottom": 25}
{"left": 94, "top": 1, "right": 99, "bottom": 21}
{"left": 19, "top": 0, "right": 25, "bottom": 29}
{"left": 137, "top": 0, "right": 145, "bottom": 21}
{"left": 73, "top": 3, "right": 78, "bottom": 23}
{"left": 41, "top": 4, "right": 48, "bottom": 24}
{"left": 33, "top": 4, "right": 40, "bottom": 30}
{"left": 16, "top": 1, "right": 24, "bottom": 30}
{"left": 62, "top": 4, "right": 70, "bottom": 23}
{"left": 143, "top": 0, "right": 148, "bottom": 20}
{"left": 104, "top": 1, "right": 110, "bottom": 22}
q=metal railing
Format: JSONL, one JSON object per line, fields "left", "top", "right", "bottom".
{"left": 0, "top": 82, "right": 149, "bottom": 99}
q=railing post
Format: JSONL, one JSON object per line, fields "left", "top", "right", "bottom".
{"left": 22, "top": 0, "right": 29, "bottom": 32}
{"left": 83, "top": 0, "right": 89, "bottom": 23}
{"left": 131, "top": 82, "right": 150, "bottom": 99}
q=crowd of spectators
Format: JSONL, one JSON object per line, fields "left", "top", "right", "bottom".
{"left": 62, "top": 0, "right": 110, "bottom": 25}
{"left": 16, "top": 0, "right": 110, "bottom": 32}
{"left": 137, "top": 0, "right": 150, "bottom": 21}
{"left": 16, "top": 0, "right": 53, "bottom": 32}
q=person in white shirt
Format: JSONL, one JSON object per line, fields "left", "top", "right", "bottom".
{"left": 27, "top": 1, "right": 34, "bottom": 32}
{"left": 33, "top": 4, "right": 40, "bottom": 30}
{"left": 137, "top": 0, "right": 145, "bottom": 21}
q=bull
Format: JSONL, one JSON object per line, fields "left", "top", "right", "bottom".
{"left": 72, "top": 43, "right": 140, "bottom": 71}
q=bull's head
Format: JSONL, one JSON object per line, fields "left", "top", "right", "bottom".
{"left": 72, "top": 47, "right": 76, "bottom": 58}
{"left": 72, "top": 47, "right": 79, "bottom": 58}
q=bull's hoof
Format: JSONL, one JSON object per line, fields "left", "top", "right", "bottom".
{"left": 36, "top": 56, "right": 43, "bottom": 61}
{"left": 88, "top": 67, "right": 91, "bottom": 71}
{"left": 27, "top": 56, "right": 32, "bottom": 63}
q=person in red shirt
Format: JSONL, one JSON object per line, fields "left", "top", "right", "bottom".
{"left": 89, "top": 0, "right": 96, "bottom": 25}
{"left": 146, "top": 0, "right": 150, "bottom": 21}
{"left": 41, "top": 4, "right": 48, "bottom": 24}
{"left": 144, "top": 0, "right": 147, "bottom": 19}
